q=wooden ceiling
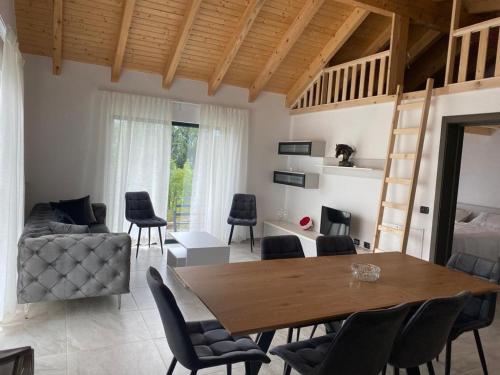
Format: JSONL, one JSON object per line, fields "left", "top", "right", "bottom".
{"left": 15, "top": 0, "right": 452, "bottom": 101}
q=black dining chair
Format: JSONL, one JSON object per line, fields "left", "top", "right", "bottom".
{"left": 385, "top": 291, "right": 471, "bottom": 375}
{"left": 308, "top": 235, "right": 358, "bottom": 339}
{"left": 0, "top": 347, "right": 34, "bottom": 375}
{"left": 316, "top": 235, "right": 357, "bottom": 257}
{"left": 227, "top": 194, "right": 257, "bottom": 252}
{"left": 445, "top": 253, "right": 500, "bottom": 375}
{"left": 125, "top": 191, "right": 167, "bottom": 258}
{"left": 146, "top": 267, "right": 270, "bottom": 375}
{"left": 270, "top": 303, "right": 410, "bottom": 375}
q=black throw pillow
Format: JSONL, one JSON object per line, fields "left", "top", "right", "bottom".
{"left": 50, "top": 203, "right": 75, "bottom": 224}
{"left": 53, "top": 196, "right": 97, "bottom": 225}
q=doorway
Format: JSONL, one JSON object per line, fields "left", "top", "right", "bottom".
{"left": 430, "top": 112, "right": 500, "bottom": 265}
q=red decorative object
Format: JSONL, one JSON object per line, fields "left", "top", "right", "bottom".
{"left": 299, "top": 216, "right": 313, "bottom": 230}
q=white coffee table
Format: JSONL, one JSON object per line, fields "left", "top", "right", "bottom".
{"left": 167, "top": 231, "right": 230, "bottom": 267}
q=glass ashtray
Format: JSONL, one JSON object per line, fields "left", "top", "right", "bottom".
{"left": 351, "top": 263, "right": 381, "bottom": 282}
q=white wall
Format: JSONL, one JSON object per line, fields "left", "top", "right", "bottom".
{"left": 23, "top": 54, "right": 290, "bottom": 237}
{"left": 458, "top": 130, "right": 500, "bottom": 208}
{"left": 288, "top": 88, "right": 500, "bottom": 260}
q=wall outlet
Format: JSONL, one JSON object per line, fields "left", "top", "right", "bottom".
{"left": 353, "top": 238, "right": 360, "bottom": 246}
{"left": 363, "top": 241, "right": 371, "bottom": 250}
{"left": 420, "top": 206, "right": 430, "bottom": 214}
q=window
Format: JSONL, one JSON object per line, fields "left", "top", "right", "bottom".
{"left": 168, "top": 121, "right": 199, "bottom": 232}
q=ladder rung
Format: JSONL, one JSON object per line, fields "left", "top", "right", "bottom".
{"left": 393, "top": 127, "right": 420, "bottom": 135}
{"left": 382, "top": 201, "right": 407, "bottom": 210}
{"left": 397, "top": 101, "right": 424, "bottom": 111}
{"left": 378, "top": 225, "right": 404, "bottom": 235}
{"left": 390, "top": 153, "right": 416, "bottom": 160}
{"left": 385, "top": 177, "right": 411, "bottom": 185}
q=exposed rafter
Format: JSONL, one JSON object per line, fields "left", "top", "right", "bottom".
{"left": 407, "top": 29, "right": 442, "bottom": 66}
{"left": 163, "top": 0, "right": 202, "bottom": 89}
{"left": 333, "top": 0, "right": 450, "bottom": 32}
{"left": 406, "top": 37, "right": 448, "bottom": 91}
{"left": 359, "top": 24, "right": 391, "bottom": 56}
{"left": 387, "top": 14, "right": 409, "bottom": 94}
{"left": 285, "top": 8, "right": 370, "bottom": 107}
{"left": 464, "top": 0, "right": 500, "bottom": 14}
{"left": 52, "top": 0, "right": 63, "bottom": 75}
{"left": 208, "top": 0, "right": 266, "bottom": 96}
{"left": 112, "top": 0, "right": 136, "bottom": 82}
{"left": 248, "top": 0, "right": 326, "bottom": 102}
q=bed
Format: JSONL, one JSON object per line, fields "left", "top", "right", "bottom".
{"left": 453, "top": 203, "right": 500, "bottom": 262}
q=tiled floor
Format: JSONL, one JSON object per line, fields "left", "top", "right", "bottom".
{"left": 1, "top": 241, "right": 499, "bottom": 374}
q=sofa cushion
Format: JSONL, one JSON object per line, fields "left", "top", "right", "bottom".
{"left": 89, "top": 224, "right": 110, "bottom": 233}
{"left": 51, "top": 196, "right": 97, "bottom": 225}
{"left": 49, "top": 221, "right": 89, "bottom": 234}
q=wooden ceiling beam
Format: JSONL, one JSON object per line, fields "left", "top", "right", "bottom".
{"left": 464, "top": 0, "right": 500, "bottom": 14}
{"left": 285, "top": 7, "right": 370, "bottom": 107}
{"left": 111, "top": 0, "right": 136, "bottom": 82}
{"left": 208, "top": 0, "right": 266, "bottom": 96}
{"left": 407, "top": 29, "right": 441, "bottom": 65}
{"left": 248, "top": 0, "right": 327, "bottom": 102}
{"left": 52, "top": 0, "right": 63, "bottom": 75}
{"left": 360, "top": 23, "right": 391, "bottom": 56}
{"left": 333, "top": 0, "right": 450, "bottom": 32}
{"left": 163, "top": 0, "right": 202, "bottom": 89}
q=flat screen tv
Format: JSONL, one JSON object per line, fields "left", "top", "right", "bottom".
{"left": 320, "top": 206, "right": 351, "bottom": 236}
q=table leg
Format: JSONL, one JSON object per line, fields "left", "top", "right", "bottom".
{"left": 246, "top": 331, "right": 276, "bottom": 375}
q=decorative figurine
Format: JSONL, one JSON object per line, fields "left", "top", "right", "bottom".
{"left": 335, "top": 144, "right": 355, "bottom": 167}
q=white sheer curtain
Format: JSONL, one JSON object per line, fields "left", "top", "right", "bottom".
{"left": 189, "top": 104, "right": 249, "bottom": 242}
{"left": 0, "top": 26, "right": 24, "bottom": 321}
{"left": 92, "top": 91, "right": 172, "bottom": 237}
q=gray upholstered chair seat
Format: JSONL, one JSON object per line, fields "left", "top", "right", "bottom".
{"left": 131, "top": 216, "right": 167, "bottom": 228}
{"left": 227, "top": 217, "right": 256, "bottom": 226}
{"left": 187, "top": 320, "right": 270, "bottom": 366}
{"left": 89, "top": 224, "right": 110, "bottom": 233}
{"left": 270, "top": 334, "right": 335, "bottom": 373}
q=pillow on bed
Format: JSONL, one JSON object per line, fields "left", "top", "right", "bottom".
{"left": 455, "top": 208, "right": 471, "bottom": 223}
{"left": 469, "top": 212, "right": 500, "bottom": 229}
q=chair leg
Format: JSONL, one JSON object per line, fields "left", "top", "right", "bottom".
{"left": 227, "top": 364, "right": 232, "bottom": 375}
{"left": 228, "top": 225, "right": 234, "bottom": 245}
{"left": 250, "top": 226, "right": 254, "bottom": 252}
{"left": 286, "top": 328, "right": 293, "bottom": 344}
{"left": 474, "top": 329, "right": 488, "bottom": 375}
{"left": 296, "top": 327, "right": 301, "bottom": 341}
{"left": 158, "top": 226, "right": 164, "bottom": 255}
{"left": 382, "top": 364, "right": 387, "bottom": 375}
{"left": 190, "top": 372, "right": 197, "bottom": 375}
{"left": 128, "top": 222, "right": 133, "bottom": 234}
{"left": 394, "top": 368, "right": 400, "bottom": 375}
{"left": 148, "top": 227, "right": 151, "bottom": 247}
{"left": 167, "top": 358, "right": 177, "bottom": 375}
{"left": 445, "top": 339, "right": 452, "bottom": 375}
{"left": 136, "top": 227, "right": 142, "bottom": 258}
{"left": 309, "top": 324, "right": 318, "bottom": 339}
{"left": 283, "top": 364, "right": 291, "bottom": 375}
{"left": 427, "top": 362, "right": 436, "bottom": 375}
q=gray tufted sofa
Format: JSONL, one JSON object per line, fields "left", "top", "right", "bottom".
{"left": 17, "top": 203, "right": 131, "bottom": 305}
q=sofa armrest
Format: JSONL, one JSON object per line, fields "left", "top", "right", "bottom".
{"left": 17, "top": 233, "right": 131, "bottom": 303}
{"left": 92, "top": 203, "right": 107, "bottom": 225}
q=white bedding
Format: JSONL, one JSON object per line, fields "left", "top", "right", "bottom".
{"left": 453, "top": 221, "right": 500, "bottom": 261}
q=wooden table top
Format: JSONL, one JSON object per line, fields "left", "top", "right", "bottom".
{"left": 175, "top": 252, "right": 500, "bottom": 335}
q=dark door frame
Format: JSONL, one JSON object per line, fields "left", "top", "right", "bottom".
{"left": 430, "top": 112, "right": 500, "bottom": 265}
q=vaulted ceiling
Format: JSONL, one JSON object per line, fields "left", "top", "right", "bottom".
{"left": 15, "top": 0, "right": 452, "bottom": 101}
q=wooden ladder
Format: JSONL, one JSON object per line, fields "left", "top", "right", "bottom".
{"left": 373, "top": 78, "right": 434, "bottom": 254}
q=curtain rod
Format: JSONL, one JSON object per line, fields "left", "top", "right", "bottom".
{"left": 97, "top": 88, "right": 201, "bottom": 107}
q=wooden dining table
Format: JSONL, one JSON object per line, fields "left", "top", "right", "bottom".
{"left": 175, "top": 252, "right": 500, "bottom": 375}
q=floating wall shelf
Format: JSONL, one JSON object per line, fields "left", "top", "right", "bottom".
{"left": 278, "top": 140, "right": 326, "bottom": 157}
{"left": 273, "top": 170, "right": 320, "bottom": 189}
{"left": 317, "top": 158, "right": 385, "bottom": 179}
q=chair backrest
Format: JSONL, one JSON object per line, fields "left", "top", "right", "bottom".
{"left": 146, "top": 267, "right": 199, "bottom": 369}
{"left": 125, "top": 191, "right": 156, "bottom": 221}
{"left": 447, "top": 252, "right": 500, "bottom": 325}
{"left": 228, "top": 194, "right": 257, "bottom": 220}
{"left": 261, "top": 235, "right": 305, "bottom": 260}
{"left": 315, "top": 304, "right": 410, "bottom": 375}
{"left": 389, "top": 291, "right": 471, "bottom": 369}
{"left": 316, "top": 235, "right": 356, "bottom": 257}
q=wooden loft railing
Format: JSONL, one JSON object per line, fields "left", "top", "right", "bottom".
{"left": 291, "top": 51, "right": 390, "bottom": 111}
{"left": 445, "top": 16, "right": 500, "bottom": 85}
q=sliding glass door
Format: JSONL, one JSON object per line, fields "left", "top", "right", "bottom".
{"left": 167, "top": 121, "right": 199, "bottom": 232}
